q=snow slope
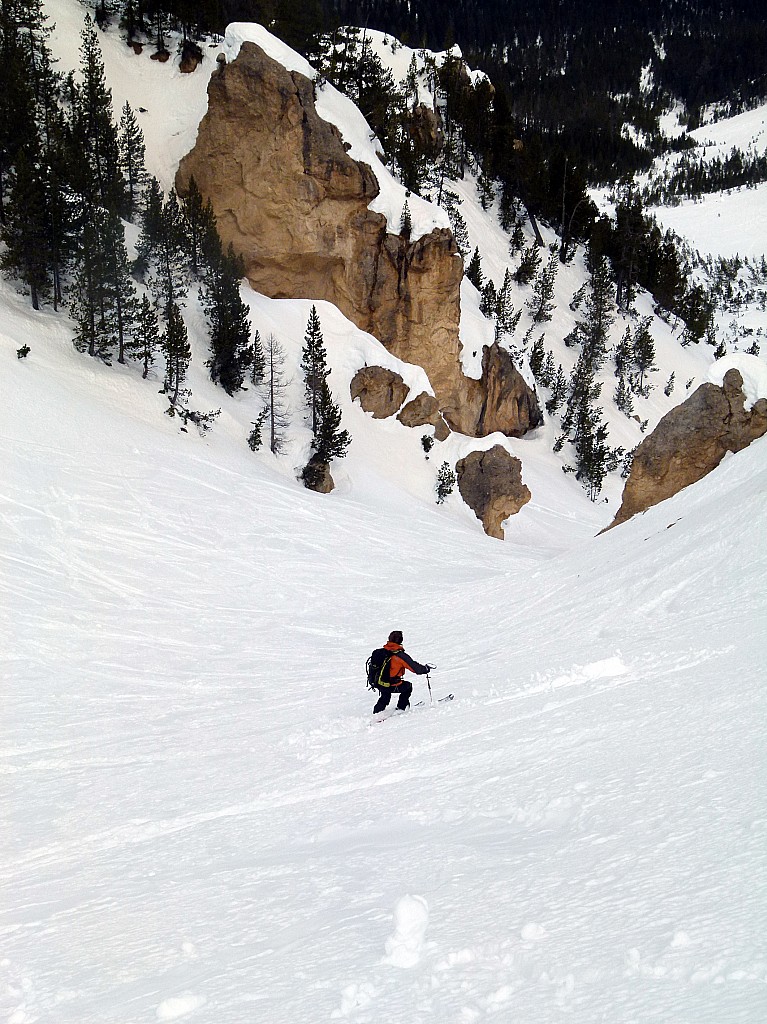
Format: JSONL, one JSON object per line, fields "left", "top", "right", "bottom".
{"left": 648, "top": 101, "right": 767, "bottom": 261}
{"left": 651, "top": 181, "right": 767, "bottom": 263}
{"left": 3, "top": 287, "right": 767, "bottom": 1023}
{"left": 2, "top": 3, "right": 767, "bottom": 1022}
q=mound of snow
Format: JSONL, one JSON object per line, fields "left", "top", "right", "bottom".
{"left": 708, "top": 352, "right": 767, "bottom": 408}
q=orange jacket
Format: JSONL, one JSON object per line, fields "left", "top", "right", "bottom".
{"left": 383, "top": 642, "right": 429, "bottom": 685}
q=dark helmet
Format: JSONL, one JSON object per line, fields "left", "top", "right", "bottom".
{"left": 388, "top": 630, "right": 403, "bottom": 644}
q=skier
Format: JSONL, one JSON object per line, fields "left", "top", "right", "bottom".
{"left": 371, "top": 630, "right": 431, "bottom": 715}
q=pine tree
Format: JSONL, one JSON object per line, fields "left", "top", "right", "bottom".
{"left": 480, "top": 279, "right": 497, "bottom": 319}
{"left": 76, "top": 16, "right": 125, "bottom": 214}
{"left": 466, "top": 246, "right": 483, "bottom": 289}
{"left": 477, "top": 167, "right": 495, "bottom": 210}
{"left": 127, "top": 293, "right": 158, "bottom": 378}
{"left": 614, "top": 183, "right": 645, "bottom": 312}
{"left": 435, "top": 461, "right": 456, "bottom": 504}
{"left": 528, "top": 334, "right": 546, "bottom": 380}
{"left": 202, "top": 245, "right": 251, "bottom": 394}
{"left": 442, "top": 190, "right": 469, "bottom": 259}
{"left": 577, "top": 253, "right": 614, "bottom": 371}
{"left": 399, "top": 198, "right": 412, "bottom": 240}
{"left": 133, "top": 175, "right": 164, "bottom": 280}
{"left": 161, "top": 301, "right": 191, "bottom": 410}
{"left": 42, "top": 116, "right": 74, "bottom": 312}
{"left": 546, "top": 364, "right": 567, "bottom": 415}
{"left": 264, "top": 333, "right": 290, "bottom": 454}
{"left": 301, "top": 304, "right": 330, "bottom": 437}
{"left": 615, "top": 373, "right": 634, "bottom": 415}
{"left": 526, "top": 251, "right": 558, "bottom": 324}
{"left": 632, "top": 317, "right": 656, "bottom": 393}
{"left": 250, "top": 328, "right": 265, "bottom": 385}
{"left": 540, "top": 350, "right": 556, "bottom": 389}
{"left": 515, "top": 243, "right": 541, "bottom": 285}
{"left": 561, "top": 351, "right": 602, "bottom": 446}
{"left": 0, "top": 142, "right": 51, "bottom": 309}
{"left": 118, "top": 101, "right": 148, "bottom": 220}
{"left": 509, "top": 221, "right": 526, "bottom": 256}
{"left": 312, "top": 379, "right": 351, "bottom": 463}
{"left": 69, "top": 243, "right": 102, "bottom": 358}
{"left": 614, "top": 326, "right": 633, "bottom": 377}
{"left": 145, "top": 189, "right": 188, "bottom": 312}
{"left": 69, "top": 207, "right": 115, "bottom": 360}
{"left": 495, "top": 268, "right": 521, "bottom": 338}
{"left": 120, "top": 0, "right": 142, "bottom": 42}
{"left": 664, "top": 371, "right": 675, "bottom": 397}
{"left": 499, "top": 184, "right": 519, "bottom": 232}
{"left": 181, "top": 176, "right": 218, "bottom": 278}
{"left": 101, "top": 208, "right": 138, "bottom": 364}
{"left": 247, "top": 408, "right": 268, "bottom": 451}
{"left": 574, "top": 410, "right": 613, "bottom": 501}
{"left": 559, "top": 349, "right": 620, "bottom": 501}
{"left": 0, "top": 0, "right": 46, "bottom": 219}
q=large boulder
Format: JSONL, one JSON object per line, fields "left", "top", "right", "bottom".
{"left": 176, "top": 42, "right": 540, "bottom": 440}
{"left": 350, "top": 366, "right": 409, "bottom": 418}
{"left": 608, "top": 368, "right": 767, "bottom": 529}
{"left": 465, "top": 343, "right": 544, "bottom": 438}
{"left": 456, "top": 445, "right": 532, "bottom": 539}
{"left": 301, "top": 454, "right": 335, "bottom": 493}
{"left": 397, "top": 392, "right": 451, "bottom": 441}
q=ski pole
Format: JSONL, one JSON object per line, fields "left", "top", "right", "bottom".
{"left": 427, "top": 673, "right": 434, "bottom": 707}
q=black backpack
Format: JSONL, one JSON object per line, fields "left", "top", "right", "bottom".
{"left": 366, "top": 647, "right": 395, "bottom": 689}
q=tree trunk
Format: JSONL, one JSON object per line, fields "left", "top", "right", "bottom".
{"left": 526, "top": 205, "right": 544, "bottom": 247}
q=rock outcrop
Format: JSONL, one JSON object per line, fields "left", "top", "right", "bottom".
{"left": 301, "top": 455, "right": 335, "bottom": 493}
{"left": 397, "top": 392, "right": 450, "bottom": 441}
{"left": 465, "top": 343, "right": 544, "bottom": 438}
{"left": 456, "top": 445, "right": 531, "bottom": 539}
{"left": 608, "top": 368, "right": 767, "bottom": 529}
{"left": 176, "top": 42, "right": 541, "bottom": 439}
{"left": 350, "top": 366, "right": 410, "bottom": 419}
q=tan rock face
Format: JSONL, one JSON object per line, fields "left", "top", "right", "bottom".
{"left": 456, "top": 445, "right": 532, "bottom": 539}
{"left": 397, "top": 392, "right": 451, "bottom": 441}
{"left": 609, "top": 368, "right": 767, "bottom": 529}
{"left": 176, "top": 42, "right": 541, "bottom": 439}
{"left": 465, "top": 343, "right": 544, "bottom": 438}
{"left": 350, "top": 366, "right": 410, "bottom": 418}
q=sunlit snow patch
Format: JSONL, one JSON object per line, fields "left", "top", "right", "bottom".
{"left": 708, "top": 353, "right": 767, "bottom": 410}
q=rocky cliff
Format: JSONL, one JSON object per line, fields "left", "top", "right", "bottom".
{"left": 176, "top": 42, "right": 541, "bottom": 439}
{"left": 608, "top": 368, "right": 767, "bottom": 529}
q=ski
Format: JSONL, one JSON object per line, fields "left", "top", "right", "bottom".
{"left": 370, "top": 694, "right": 454, "bottom": 724}
{"left": 414, "top": 693, "right": 454, "bottom": 707}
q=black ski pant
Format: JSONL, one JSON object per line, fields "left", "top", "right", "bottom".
{"left": 372, "top": 680, "right": 413, "bottom": 714}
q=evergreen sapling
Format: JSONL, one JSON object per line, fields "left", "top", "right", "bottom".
{"left": 435, "top": 461, "right": 456, "bottom": 504}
